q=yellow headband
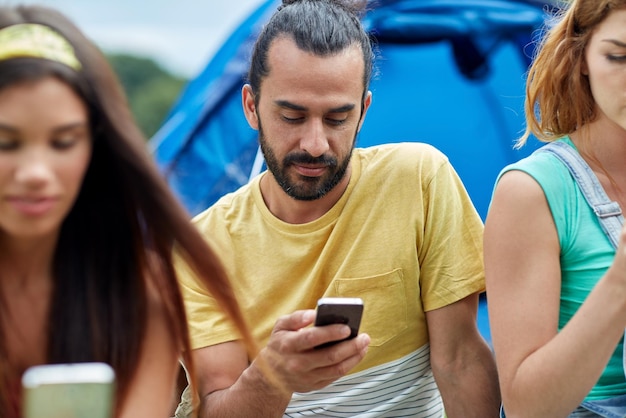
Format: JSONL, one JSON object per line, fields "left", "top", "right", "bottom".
{"left": 0, "top": 23, "right": 81, "bottom": 70}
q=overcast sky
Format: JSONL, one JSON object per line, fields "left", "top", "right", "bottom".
{"left": 1, "top": 0, "right": 266, "bottom": 77}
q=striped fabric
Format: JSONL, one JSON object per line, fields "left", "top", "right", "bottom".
{"left": 285, "top": 344, "right": 443, "bottom": 417}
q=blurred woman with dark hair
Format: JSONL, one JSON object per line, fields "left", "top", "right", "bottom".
{"left": 0, "top": 5, "right": 254, "bottom": 417}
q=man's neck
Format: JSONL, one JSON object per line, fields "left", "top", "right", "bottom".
{"left": 260, "top": 165, "right": 352, "bottom": 224}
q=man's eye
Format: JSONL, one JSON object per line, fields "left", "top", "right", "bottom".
{"left": 326, "top": 118, "right": 347, "bottom": 126}
{"left": 282, "top": 115, "right": 303, "bottom": 123}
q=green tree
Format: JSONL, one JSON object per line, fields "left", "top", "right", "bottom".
{"left": 106, "top": 53, "right": 187, "bottom": 139}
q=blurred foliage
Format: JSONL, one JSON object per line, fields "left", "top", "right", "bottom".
{"left": 106, "top": 53, "right": 187, "bottom": 139}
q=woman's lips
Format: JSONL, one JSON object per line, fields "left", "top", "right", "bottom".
{"left": 7, "top": 196, "right": 57, "bottom": 216}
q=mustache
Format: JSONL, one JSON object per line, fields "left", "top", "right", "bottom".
{"left": 284, "top": 153, "right": 337, "bottom": 166}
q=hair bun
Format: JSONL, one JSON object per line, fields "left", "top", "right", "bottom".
{"left": 344, "top": 0, "right": 368, "bottom": 12}
{"left": 280, "top": 0, "right": 368, "bottom": 14}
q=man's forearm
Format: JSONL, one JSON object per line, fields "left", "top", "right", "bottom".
{"left": 199, "top": 360, "right": 292, "bottom": 418}
{"left": 435, "top": 342, "right": 501, "bottom": 418}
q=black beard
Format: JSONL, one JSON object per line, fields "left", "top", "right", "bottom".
{"left": 258, "top": 125, "right": 355, "bottom": 201}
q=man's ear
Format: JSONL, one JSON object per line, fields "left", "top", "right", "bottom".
{"left": 357, "top": 91, "right": 373, "bottom": 133}
{"left": 242, "top": 84, "right": 259, "bottom": 130}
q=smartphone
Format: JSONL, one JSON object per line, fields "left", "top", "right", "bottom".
{"left": 314, "top": 297, "right": 364, "bottom": 348}
{"left": 22, "top": 362, "right": 116, "bottom": 418}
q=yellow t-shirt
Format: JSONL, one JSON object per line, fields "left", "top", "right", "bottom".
{"left": 177, "top": 143, "right": 484, "bottom": 416}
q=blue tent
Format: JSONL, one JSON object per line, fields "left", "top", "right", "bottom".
{"left": 151, "top": 0, "right": 556, "bottom": 343}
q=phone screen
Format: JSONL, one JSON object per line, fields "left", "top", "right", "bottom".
{"left": 314, "top": 297, "right": 364, "bottom": 348}
{"left": 22, "top": 363, "right": 115, "bottom": 418}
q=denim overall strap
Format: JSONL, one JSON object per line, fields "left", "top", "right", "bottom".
{"left": 537, "top": 141, "right": 623, "bottom": 249}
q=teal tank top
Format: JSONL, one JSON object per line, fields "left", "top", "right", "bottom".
{"left": 499, "top": 137, "right": 626, "bottom": 400}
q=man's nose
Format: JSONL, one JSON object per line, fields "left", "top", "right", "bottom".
{"left": 300, "top": 119, "right": 330, "bottom": 157}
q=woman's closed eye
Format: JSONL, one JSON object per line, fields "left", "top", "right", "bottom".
{"left": 606, "top": 54, "right": 626, "bottom": 62}
{"left": 0, "top": 137, "right": 18, "bottom": 151}
{"left": 51, "top": 136, "right": 81, "bottom": 150}
{"left": 50, "top": 125, "right": 90, "bottom": 150}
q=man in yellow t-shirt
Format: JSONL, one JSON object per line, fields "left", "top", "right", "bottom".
{"left": 175, "top": 1, "right": 499, "bottom": 417}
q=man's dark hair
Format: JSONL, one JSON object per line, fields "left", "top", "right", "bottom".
{"left": 247, "top": 0, "right": 374, "bottom": 103}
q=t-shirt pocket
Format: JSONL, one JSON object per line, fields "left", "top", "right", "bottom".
{"left": 329, "top": 269, "right": 407, "bottom": 347}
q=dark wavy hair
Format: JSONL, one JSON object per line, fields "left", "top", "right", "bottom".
{"left": 0, "top": 5, "right": 254, "bottom": 417}
{"left": 247, "top": 0, "right": 374, "bottom": 106}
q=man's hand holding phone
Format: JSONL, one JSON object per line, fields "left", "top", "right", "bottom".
{"left": 255, "top": 301, "right": 369, "bottom": 394}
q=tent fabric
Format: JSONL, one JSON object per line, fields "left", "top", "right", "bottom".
{"left": 150, "top": 0, "right": 278, "bottom": 215}
{"left": 152, "top": 0, "right": 552, "bottom": 218}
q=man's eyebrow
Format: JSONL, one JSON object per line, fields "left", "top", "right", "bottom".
{"left": 274, "top": 100, "right": 356, "bottom": 113}
{"left": 275, "top": 100, "right": 307, "bottom": 111}
{"left": 328, "top": 103, "right": 356, "bottom": 113}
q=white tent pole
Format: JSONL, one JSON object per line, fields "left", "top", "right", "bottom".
{"left": 248, "top": 145, "right": 265, "bottom": 183}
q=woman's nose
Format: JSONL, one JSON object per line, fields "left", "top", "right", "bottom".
{"left": 14, "top": 148, "right": 55, "bottom": 187}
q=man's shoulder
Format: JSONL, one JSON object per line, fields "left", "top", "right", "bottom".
{"left": 356, "top": 142, "right": 449, "bottom": 175}
{"left": 191, "top": 178, "right": 258, "bottom": 228}
{"left": 357, "top": 142, "right": 447, "bottom": 161}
